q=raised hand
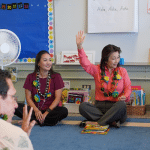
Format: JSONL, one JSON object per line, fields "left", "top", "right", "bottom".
{"left": 21, "top": 105, "right": 36, "bottom": 136}
{"left": 76, "top": 30, "right": 85, "bottom": 50}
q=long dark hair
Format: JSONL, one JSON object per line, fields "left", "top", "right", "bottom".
{"left": 100, "top": 44, "right": 121, "bottom": 72}
{"left": 34, "top": 50, "right": 56, "bottom": 75}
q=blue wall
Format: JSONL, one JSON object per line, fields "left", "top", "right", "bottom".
{"left": 0, "top": 0, "right": 48, "bottom": 59}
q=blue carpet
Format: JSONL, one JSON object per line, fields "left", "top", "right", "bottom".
{"left": 126, "top": 118, "right": 150, "bottom": 123}
{"left": 12, "top": 116, "right": 150, "bottom": 150}
{"left": 29, "top": 124, "right": 150, "bottom": 150}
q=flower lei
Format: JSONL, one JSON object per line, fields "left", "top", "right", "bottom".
{"left": 100, "top": 69, "right": 122, "bottom": 98}
{"left": 0, "top": 114, "right": 8, "bottom": 121}
{"left": 33, "top": 71, "right": 51, "bottom": 103}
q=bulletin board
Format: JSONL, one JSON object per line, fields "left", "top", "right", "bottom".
{"left": 0, "top": 0, "right": 54, "bottom": 63}
{"left": 88, "top": 0, "right": 138, "bottom": 33}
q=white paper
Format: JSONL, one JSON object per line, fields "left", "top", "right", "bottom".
{"left": 88, "top": 0, "right": 138, "bottom": 33}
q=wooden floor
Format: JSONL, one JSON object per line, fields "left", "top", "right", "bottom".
{"left": 12, "top": 112, "right": 150, "bottom": 127}
{"left": 61, "top": 112, "right": 150, "bottom": 127}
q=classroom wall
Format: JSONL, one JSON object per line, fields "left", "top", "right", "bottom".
{"left": 4, "top": 0, "right": 150, "bottom": 109}
{"left": 8, "top": 63, "right": 150, "bottom": 107}
{"left": 54, "top": 0, "right": 150, "bottom": 63}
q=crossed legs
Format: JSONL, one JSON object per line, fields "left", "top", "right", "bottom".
{"left": 79, "top": 101, "right": 127, "bottom": 126}
{"left": 15, "top": 103, "right": 68, "bottom": 126}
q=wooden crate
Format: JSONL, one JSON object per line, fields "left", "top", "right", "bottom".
{"left": 126, "top": 105, "right": 146, "bottom": 115}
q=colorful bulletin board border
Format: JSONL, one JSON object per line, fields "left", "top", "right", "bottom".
{"left": 48, "top": 0, "right": 54, "bottom": 63}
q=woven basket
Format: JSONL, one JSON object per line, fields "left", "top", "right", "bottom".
{"left": 126, "top": 105, "right": 146, "bottom": 116}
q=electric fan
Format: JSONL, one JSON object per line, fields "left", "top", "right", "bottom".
{"left": 0, "top": 29, "right": 21, "bottom": 69}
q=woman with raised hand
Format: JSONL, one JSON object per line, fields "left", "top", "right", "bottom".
{"left": 15, "top": 50, "right": 68, "bottom": 126}
{"left": 76, "top": 31, "right": 131, "bottom": 128}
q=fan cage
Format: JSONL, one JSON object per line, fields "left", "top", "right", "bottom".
{"left": 0, "top": 29, "right": 21, "bottom": 67}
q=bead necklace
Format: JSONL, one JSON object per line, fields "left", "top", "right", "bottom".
{"left": 100, "top": 69, "right": 122, "bottom": 98}
{"left": 33, "top": 71, "right": 51, "bottom": 110}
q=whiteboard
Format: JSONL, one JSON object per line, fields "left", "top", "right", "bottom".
{"left": 88, "top": 0, "right": 138, "bottom": 33}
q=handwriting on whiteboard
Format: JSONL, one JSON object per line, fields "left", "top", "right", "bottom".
{"left": 97, "top": 6, "right": 128, "bottom": 12}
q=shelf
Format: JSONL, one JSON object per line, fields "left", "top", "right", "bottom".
{"left": 17, "top": 75, "right": 150, "bottom": 81}
{"left": 95, "top": 62, "right": 150, "bottom": 66}
{"left": 17, "top": 76, "right": 94, "bottom": 79}
{"left": 130, "top": 78, "right": 150, "bottom": 80}
{"left": 17, "top": 76, "right": 150, "bottom": 80}
{"left": 62, "top": 77, "right": 94, "bottom": 80}
{"left": 12, "top": 62, "right": 35, "bottom": 65}
{"left": 55, "top": 69, "right": 84, "bottom": 71}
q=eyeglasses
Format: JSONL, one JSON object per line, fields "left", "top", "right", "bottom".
{"left": 7, "top": 95, "right": 18, "bottom": 101}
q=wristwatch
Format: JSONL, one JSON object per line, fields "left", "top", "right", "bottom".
{"left": 46, "top": 108, "right": 52, "bottom": 113}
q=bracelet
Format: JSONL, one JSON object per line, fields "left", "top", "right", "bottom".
{"left": 77, "top": 46, "right": 83, "bottom": 50}
{"left": 46, "top": 108, "right": 52, "bottom": 113}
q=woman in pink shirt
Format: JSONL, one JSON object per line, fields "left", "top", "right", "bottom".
{"left": 76, "top": 31, "right": 131, "bottom": 128}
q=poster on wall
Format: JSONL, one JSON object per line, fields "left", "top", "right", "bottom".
{"left": 88, "top": 0, "right": 138, "bottom": 33}
{"left": 56, "top": 51, "right": 95, "bottom": 65}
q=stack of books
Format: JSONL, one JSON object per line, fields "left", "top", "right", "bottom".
{"left": 81, "top": 123, "right": 109, "bottom": 135}
{"left": 130, "top": 86, "right": 145, "bottom": 106}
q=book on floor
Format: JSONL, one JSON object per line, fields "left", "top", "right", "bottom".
{"left": 81, "top": 123, "right": 109, "bottom": 135}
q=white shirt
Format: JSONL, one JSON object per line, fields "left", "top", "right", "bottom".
{"left": 0, "top": 119, "right": 34, "bottom": 150}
